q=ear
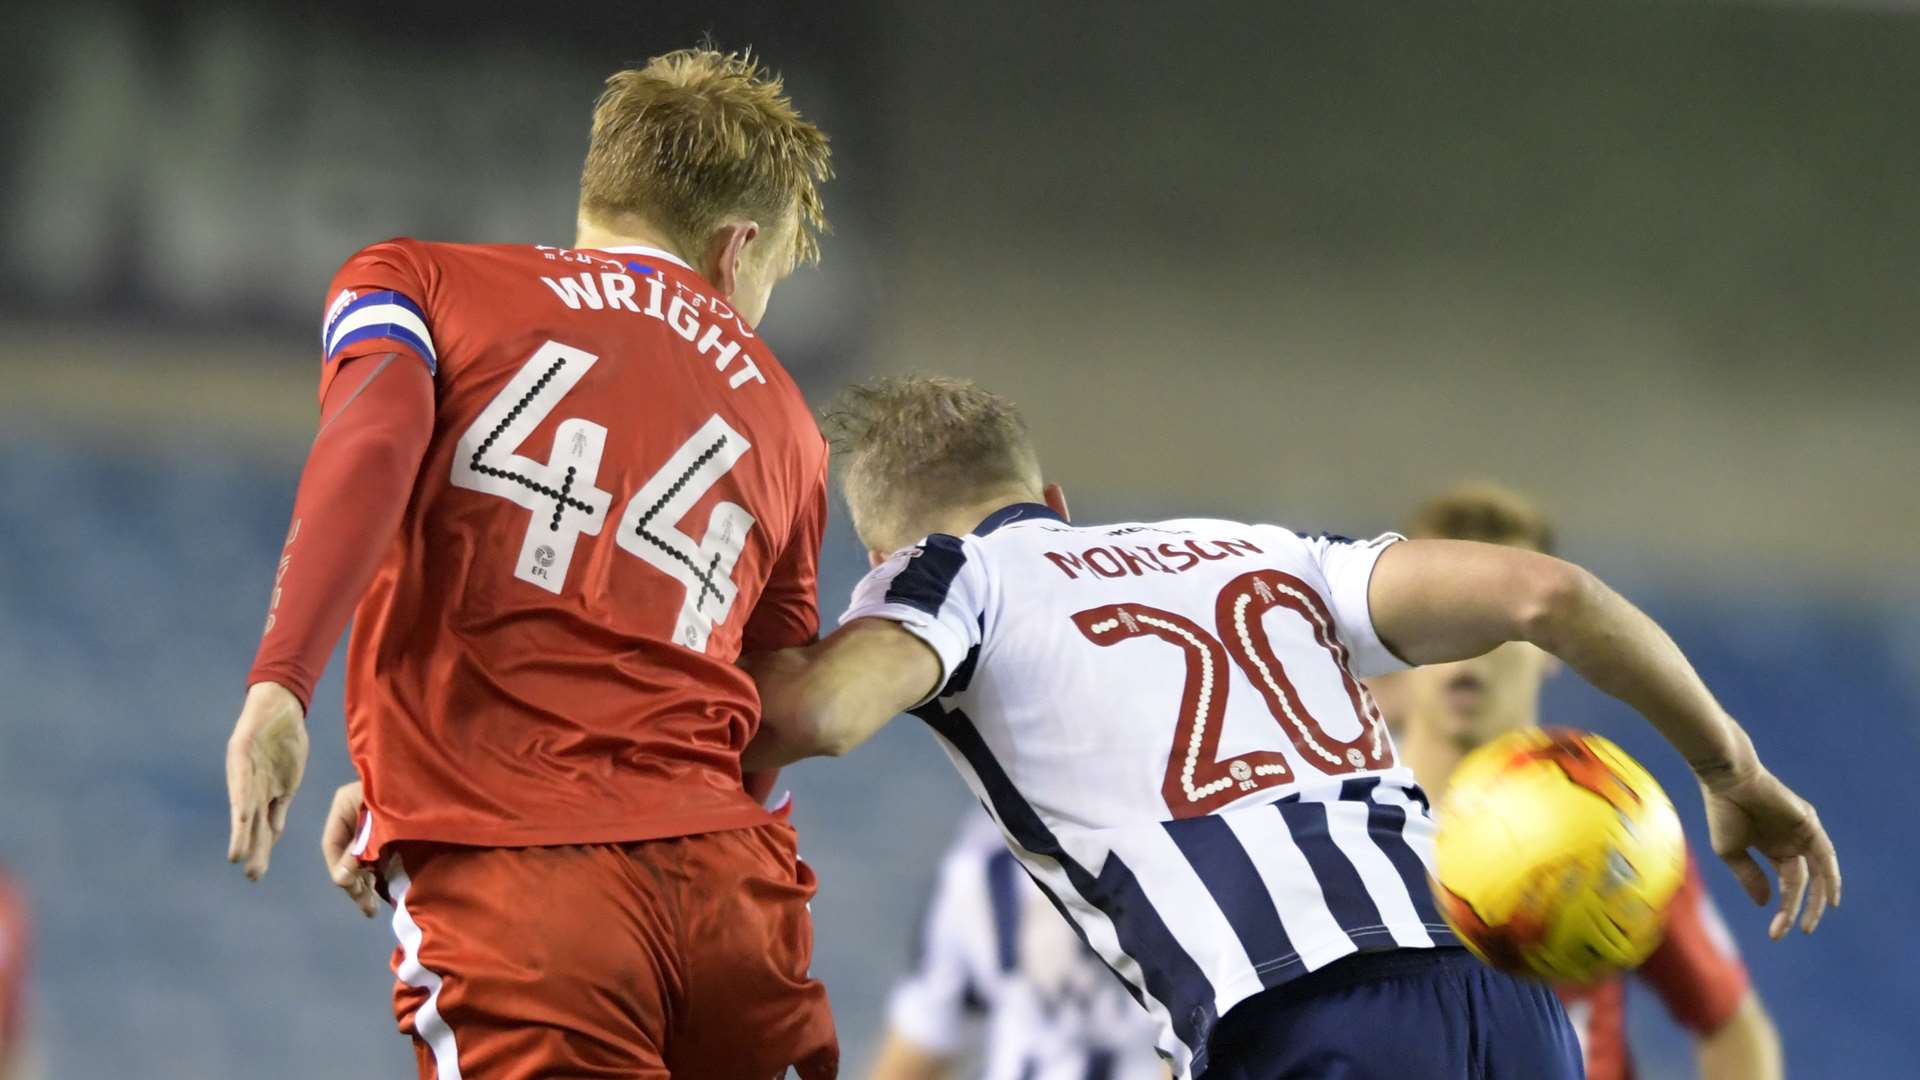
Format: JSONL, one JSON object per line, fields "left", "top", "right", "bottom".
{"left": 1043, "top": 482, "right": 1070, "bottom": 522}
{"left": 868, "top": 547, "right": 893, "bottom": 569}
{"left": 704, "top": 221, "right": 760, "bottom": 298}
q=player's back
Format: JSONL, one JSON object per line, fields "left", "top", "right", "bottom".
{"left": 322, "top": 238, "right": 828, "bottom": 859}
{"left": 847, "top": 504, "right": 1457, "bottom": 1075}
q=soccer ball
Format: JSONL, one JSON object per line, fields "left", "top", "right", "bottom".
{"left": 1431, "top": 727, "right": 1686, "bottom": 984}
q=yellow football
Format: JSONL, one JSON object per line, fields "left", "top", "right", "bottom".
{"left": 1431, "top": 727, "right": 1687, "bottom": 984}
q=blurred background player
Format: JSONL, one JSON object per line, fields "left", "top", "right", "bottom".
{"left": 1386, "top": 483, "right": 1783, "bottom": 1080}
{"left": 869, "top": 809, "right": 1165, "bottom": 1080}
{"left": 221, "top": 48, "right": 840, "bottom": 1078}
{"left": 0, "top": 867, "right": 27, "bottom": 1080}
{"left": 741, "top": 376, "right": 1838, "bottom": 1079}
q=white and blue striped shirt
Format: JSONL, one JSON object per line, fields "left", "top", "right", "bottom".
{"left": 844, "top": 504, "right": 1455, "bottom": 1079}
{"left": 889, "top": 812, "right": 1165, "bottom": 1080}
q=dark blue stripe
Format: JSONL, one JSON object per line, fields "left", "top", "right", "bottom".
{"left": 913, "top": 700, "right": 1217, "bottom": 1059}
{"left": 1163, "top": 815, "right": 1294, "bottom": 989}
{"left": 960, "top": 977, "right": 988, "bottom": 1016}
{"left": 1278, "top": 798, "right": 1387, "bottom": 945}
{"left": 906, "top": 868, "right": 940, "bottom": 972}
{"left": 327, "top": 322, "right": 436, "bottom": 373}
{"left": 974, "top": 501, "right": 1066, "bottom": 535}
{"left": 941, "top": 643, "right": 981, "bottom": 698}
{"left": 1347, "top": 778, "right": 1454, "bottom": 936}
{"left": 884, "top": 533, "right": 967, "bottom": 617}
{"left": 1082, "top": 1049, "right": 1116, "bottom": 1080}
{"left": 986, "top": 849, "right": 1022, "bottom": 972}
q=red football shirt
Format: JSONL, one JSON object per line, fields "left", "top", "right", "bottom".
{"left": 1556, "top": 855, "right": 1750, "bottom": 1080}
{"left": 275, "top": 238, "right": 828, "bottom": 859}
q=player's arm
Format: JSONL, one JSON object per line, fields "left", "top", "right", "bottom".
{"left": 866, "top": 1033, "right": 958, "bottom": 1080}
{"left": 745, "top": 534, "right": 980, "bottom": 770}
{"left": 225, "top": 351, "right": 434, "bottom": 880}
{"left": 1365, "top": 539, "right": 1840, "bottom": 939}
{"left": 1637, "top": 857, "right": 1781, "bottom": 1079}
{"left": 1695, "top": 992, "right": 1781, "bottom": 1080}
{"left": 737, "top": 450, "right": 831, "bottom": 801}
{"left": 741, "top": 620, "right": 942, "bottom": 771}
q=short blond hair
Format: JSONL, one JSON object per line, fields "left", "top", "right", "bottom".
{"left": 1407, "top": 482, "right": 1557, "bottom": 555}
{"left": 580, "top": 48, "right": 832, "bottom": 270}
{"left": 825, "top": 376, "right": 1042, "bottom": 550}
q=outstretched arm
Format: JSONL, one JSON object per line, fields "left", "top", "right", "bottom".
{"left": 1367, "top": 539, "right": 1840, "bottom": 939}
{"left": 742, "top": 619, "right": 943, "bottom": 772}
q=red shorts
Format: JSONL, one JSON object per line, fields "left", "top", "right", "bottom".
{"left": 381, "top": 824, "right": 838, "bottom": 1079}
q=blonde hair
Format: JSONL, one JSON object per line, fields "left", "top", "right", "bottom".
{"left": 579, "top": 48, "right": 832, "bottom": 270}
{"left": 824, "top": 376, "right": 1043, "bottom": 550}
{"left": 1407, "top": 482, "right": 1557, "bottom": 555}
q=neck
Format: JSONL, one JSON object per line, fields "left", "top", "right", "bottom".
{"left": 1398, "top": 706, "right": 1540, "bottom": 802}
{"left": 909, "top": 488, "right": 1046, "bottom": 547}
{"left": 1397, "top": 721, "right": 1471, "bottom": 803}
{"left": 574, "top": 212, "right": 698, "bottom": 269}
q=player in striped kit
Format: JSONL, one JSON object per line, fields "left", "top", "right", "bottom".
{"left": 743, "top": 376, "right": 1839, "bottom": 1079}
{"left": 869, "top": 810, "right": 1165, "bottom": 1080}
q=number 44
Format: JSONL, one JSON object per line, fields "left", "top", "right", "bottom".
{"left": 451, "top": 340, "right": 756, "bottom": 653}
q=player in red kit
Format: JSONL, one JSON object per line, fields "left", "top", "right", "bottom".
{"left": 223, "top": 48, "right": 839, "bottom": 1079}
{"left": 1385, "top": 485, "right": 1784, "bottom": 1080}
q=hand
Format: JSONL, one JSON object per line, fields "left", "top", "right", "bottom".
{"left": 1699, "top": 764, "right": 1840, "bottom": 939}
{"left": 321, "top": 780, "right": 377, "bottom": 918}
{"left": 225, "top": 681, "right": 310, "bottom": 880}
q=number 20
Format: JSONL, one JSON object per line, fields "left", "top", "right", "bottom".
{"left": 1072, "top": 570, "right": 1394, "bottom": 818}
{"left": 451, "top": 340, "right": 754, "bottom": 652}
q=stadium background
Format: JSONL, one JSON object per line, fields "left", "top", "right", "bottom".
{"left": 1, "top": 1, "right": 1914, "bottom": 1075}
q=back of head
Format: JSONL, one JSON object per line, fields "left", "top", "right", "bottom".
{"left": 824, "top": 375, "right": 1043, "bottom": 552}
{"left": 1406, "top": 482, "right": 1556, "bottom": 555}
{"left": 579, "top": 48, "right": 832, "bottom": 272}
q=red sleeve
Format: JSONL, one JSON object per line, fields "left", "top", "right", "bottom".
{"left": 0, "top": 881, "right": 27, "bottom": 1053}
{"left": 1639, "top": 855, "right": 1750, "bottom": 1033}
{"left": 740, "top": 445, "right": 828, "bottom": 655}
{"left": 318, "top": 239, "right": 438, "bottom": 402}
{"left": 246, "top": 352, "right": 434, "bottom": 709}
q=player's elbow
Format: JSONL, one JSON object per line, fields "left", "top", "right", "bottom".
{"left": 791, "top": 682, "right": 870, "bottom": 759}
{"left": 751, "top": 650, "right": 864, "bottom": 760}
{"left": 1514, "top": 557, "right": 1600, "bottom": 649}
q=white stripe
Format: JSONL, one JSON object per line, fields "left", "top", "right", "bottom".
{"left": 1371, "top": 781, "right": 1440, "bottom": 876}
{"left": 388, "top": 860, "right": 464, "bottom": 1080}
{"left": 598, "top": 243, "right": 694, "bottom": 270}
{"left": 1221, "top": 806, "right": 1357, "bottom": 972}
{"left": 1311, "top": 794, "right": 1436, "bottom": 948}
{"left": 1102, "top": 828, "right": 1254, "bottom": 1019}
{"left": 326, "top": 302, "right": 435, "bottom": 359}
{"left": 347, "top": 809, "right": 373, "bottom": 858}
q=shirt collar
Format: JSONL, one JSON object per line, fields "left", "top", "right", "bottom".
{"left": 596, "top": 244, "right": 694, "bottom": 271}
{"left": 973, "top": 502, "right": 1066, "bottom": 536}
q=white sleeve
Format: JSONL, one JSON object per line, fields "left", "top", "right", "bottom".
{"left": 1296, "top": 530, "right": 1408, "bottom": 679}
{"left": 840, "top": 533, "right": 987, "bottom": 704}
{"left": 885, "top": 848, "right": 994, "bottom": 1055}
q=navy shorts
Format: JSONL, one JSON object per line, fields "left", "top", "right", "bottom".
{"left": 1203, "top": 947, "right": 1583, "bottom": 1080}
